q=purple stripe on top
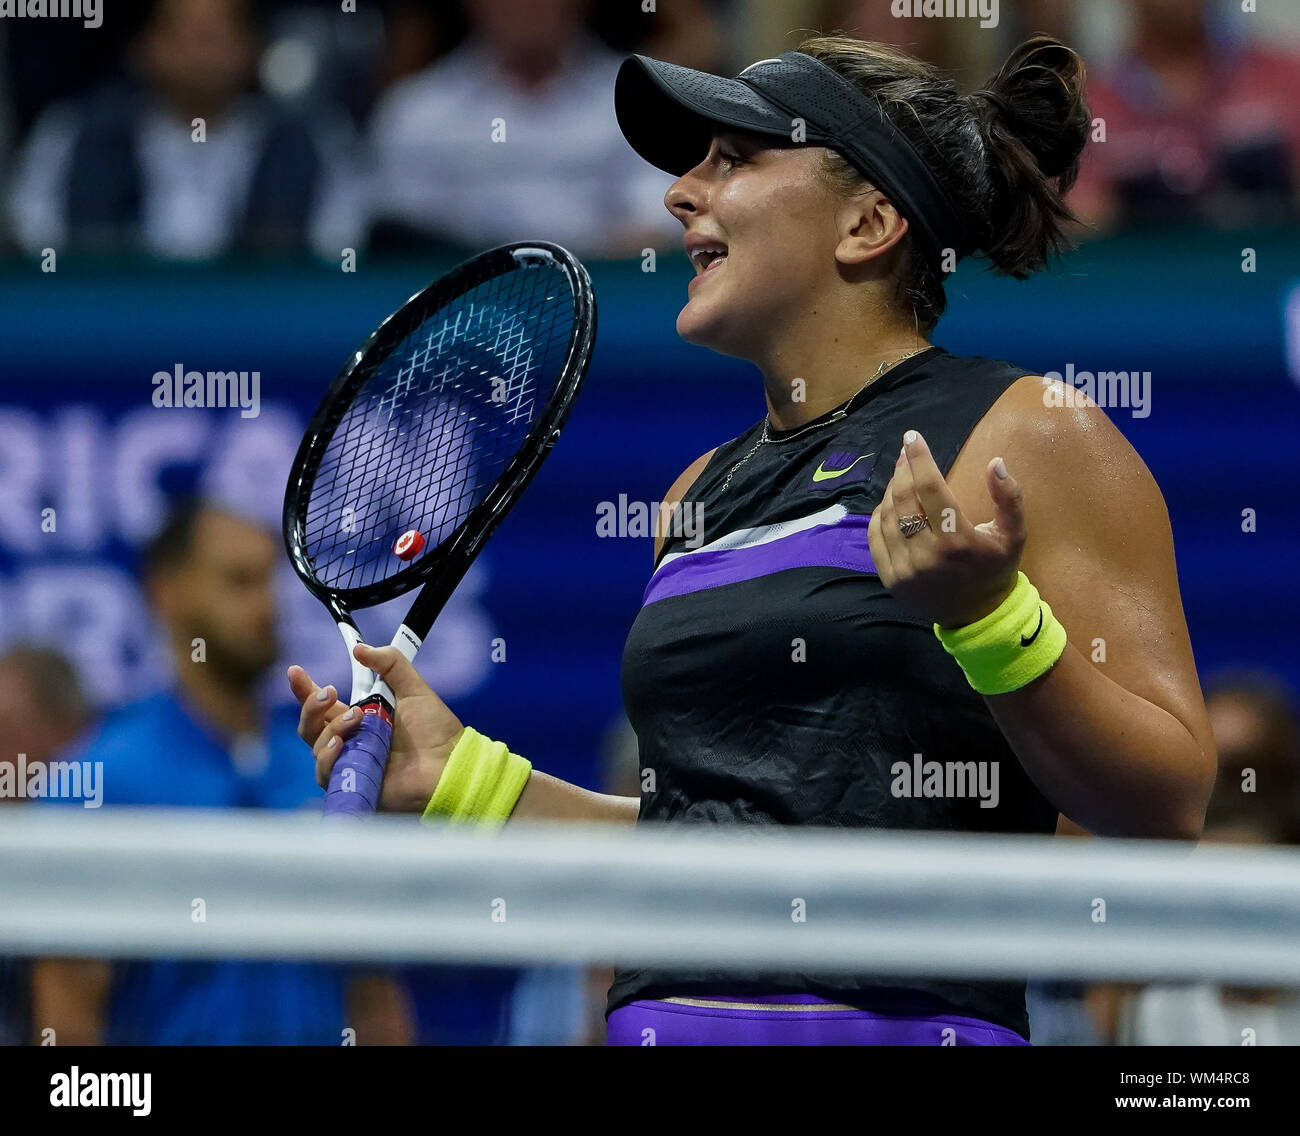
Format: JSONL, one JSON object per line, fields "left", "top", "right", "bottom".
{"left": 643, "top": 513, "right": 876, "bottom": 606}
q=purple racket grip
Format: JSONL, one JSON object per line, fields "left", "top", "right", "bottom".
{"left": 323, "top": 699, "right": 393, "bottom": 817}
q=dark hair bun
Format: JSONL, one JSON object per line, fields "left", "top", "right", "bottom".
{"left": 970, "top": 35, "right": 1091, "bottom": 278}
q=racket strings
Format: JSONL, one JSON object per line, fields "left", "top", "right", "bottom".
{"left": 301, "top": 265, "right": 576, "bottom": 593}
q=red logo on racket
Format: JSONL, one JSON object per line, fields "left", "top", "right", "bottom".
{"left": 393, "top": 529, "right": 425, "bottom": 560}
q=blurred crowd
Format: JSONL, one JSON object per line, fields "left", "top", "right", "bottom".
{"left": 1, "top": 0, "right": 1299, "bottom": 1047}
{"left": 0, "top": 496, "right": 654, "bottom": 1045}
{"left": 2, "top": 497, "right": 1298, "bottom": 1045}
{"left": 0, "top": 0, "right": 1296, "bottom": 264}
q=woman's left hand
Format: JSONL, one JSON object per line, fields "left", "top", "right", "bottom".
{"left": 866, "top": 429, "right": 1027, "bottom": 629}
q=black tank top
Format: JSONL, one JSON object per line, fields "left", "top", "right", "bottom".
{"left": 608, "top": 346, "right": 1058, "bottom": 1039}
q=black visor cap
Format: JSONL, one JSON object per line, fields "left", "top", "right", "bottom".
{"left": 613, "top": 51, "right": 970, "bottom": 264}
{"left": 614, "top": 54, "right": 814, "bottom": 176}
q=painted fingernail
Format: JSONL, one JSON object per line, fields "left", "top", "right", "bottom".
{"left": 326, "top": 735, "right": 339, "bottom": 749}
{"left": 994, "top": 457, "right": 1008, "bottom": 479}
{"left": 342, "top": 709, "right": 355, "bottom": 722}
{"left": 903, "top": 430, "right": 918, "bottom": 446}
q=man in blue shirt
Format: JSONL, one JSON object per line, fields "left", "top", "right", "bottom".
{"left": 0, "top": 646, "right": 96, "bottom": 1046}
{"left": 32, "top": 500, "right": 412, "bottom": 1045}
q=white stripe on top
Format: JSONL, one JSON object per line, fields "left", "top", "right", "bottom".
{"left": 655, "top": 502, "right": 849, "bottom": 576}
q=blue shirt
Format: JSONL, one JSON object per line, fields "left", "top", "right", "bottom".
{"left": 53, "top": 690, "right": 348, "bottom": 1045}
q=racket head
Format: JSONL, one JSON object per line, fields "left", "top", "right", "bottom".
{"left": 283, "top": 241, "right": 595, "bottom": 630}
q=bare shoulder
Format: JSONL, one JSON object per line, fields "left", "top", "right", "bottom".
{"left": 948, "top": 373, "right": 1166, "bottom": 547}
{"left": 949, "top": 374, "right": 1214, "bottom": 767}
{"left": 654, "top": 448, "right": 717, "bottom": 564}
{"left": 664, "top": 448, "right": 718, "bottom": 505}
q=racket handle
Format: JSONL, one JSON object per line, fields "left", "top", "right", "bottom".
{"left": 323, "top": 697, "right": 393, "bottom": 817}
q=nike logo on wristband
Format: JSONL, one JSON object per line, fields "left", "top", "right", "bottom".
{"left": 1020, "top": 609, "right": 1044, "bottom": 647}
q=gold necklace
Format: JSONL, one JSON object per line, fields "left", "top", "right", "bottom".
{"left": 719, "top": 347, "right": 930, "bottom": 493}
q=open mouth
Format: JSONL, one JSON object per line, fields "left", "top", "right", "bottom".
{"left": 689, "top": 244, "right": 728, "bottom": 281}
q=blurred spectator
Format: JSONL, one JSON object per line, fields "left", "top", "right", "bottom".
{"left": 1025, "top": 978, "right": 1101, "bottom": 1046}
{"left": 0, "top": 646, "right": 95, "bottom": 1046}
{"left": 7, "top": 0, "right": 364, "bottom": 261}
{"left": 367, "top": 0, "right": 680, "bottom": 257}
{"left": 402, "top": 964, "right": 522, "bottom": 1046}
{"left": 823, "top": 0, "right": 990, "bottom": 73}
{"left": 1088, "top": 669, "right": 1300, "bottom": 1045}
{"left": 1117, "top": 981, "right": 1300, "bottom": 1046}
{"left": 1202, "top": 670, "right": 1300, "bottom": 842}
{"left": 1112, "top": 809, "right": 1300, "bottom": 1045}
{"left": 1012, "top": 0, "right": 1075, "bottom": 42}
{"left": 0, "top": 645, "right": 96, "bottom": 781}
{"left": 375, "top": 1, "right": 465, "bottom": 95}
{"left": 1023, "top": 813, "right": 1102, "bottom": 1045}
{"left": 625, "top": 0, "right": 723, "bottom": 73}
{"left": 1070, "top": 0, "right": 1300, "bottom": 231}
{"left": 508, "top": 959, "right": 587, "bottom": 1047}
{"left": 29, "top": 499, "right": 412, "bottom": 1045}
{"left": 509, "top": 712, "right": 641, "bottom": 1045}
{"left": 0, "top": 10, "right": 133, "bottom": 145}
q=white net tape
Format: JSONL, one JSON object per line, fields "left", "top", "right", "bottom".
{"left": 2, "top": 808, "right": 1298, "bottom": 982}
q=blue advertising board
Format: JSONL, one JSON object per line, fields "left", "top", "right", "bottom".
{"left": 1, "top": 227, "right": 1297, "bottom": 791}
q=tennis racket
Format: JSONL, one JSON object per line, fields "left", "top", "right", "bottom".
{"left": 283, "top": 241, "right": 596, "bottom": 816}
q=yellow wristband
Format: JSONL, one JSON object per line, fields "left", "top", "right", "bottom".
{"left": 933, "top": 571, "right": 1067, "bottom": 695}
{"left": 421, "top": 726, "right": 532, "bottom": 826}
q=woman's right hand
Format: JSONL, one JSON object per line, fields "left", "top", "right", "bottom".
{"left": 287, "top": 643, "right": 464, "bottom": 814}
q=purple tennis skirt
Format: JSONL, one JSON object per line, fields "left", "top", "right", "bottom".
{"left": 606, "top": 993, "right": 1031, "bottom": 1046}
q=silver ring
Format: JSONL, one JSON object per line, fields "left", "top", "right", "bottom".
{"left": 897, "top": 512, "right": 930, "bottom": 538}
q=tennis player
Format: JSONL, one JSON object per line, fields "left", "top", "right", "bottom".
{"left": 289, "top": 33, "right": 1217, "bottom": 1045}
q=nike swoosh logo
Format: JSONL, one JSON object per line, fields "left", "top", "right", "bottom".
{"left": 811, "top": 454, "right": 873, "bottom": 482}
{"left": 1020, "top": 609, "right": 1044, "bottom": 647}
